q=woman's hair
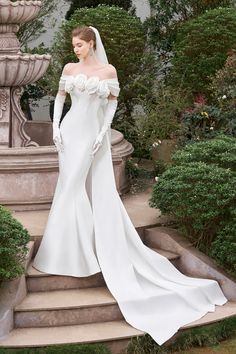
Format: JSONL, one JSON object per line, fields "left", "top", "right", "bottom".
{"left": 71, "top": 25, "right": 96, "bottom": 50}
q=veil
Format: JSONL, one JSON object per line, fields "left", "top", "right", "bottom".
{"left": 89, "top": 25, "right": 109, "bottom": 65}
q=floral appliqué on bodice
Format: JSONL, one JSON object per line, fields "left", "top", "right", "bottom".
{"left": 59, "top": 73, "right": 120, "bottom": 105}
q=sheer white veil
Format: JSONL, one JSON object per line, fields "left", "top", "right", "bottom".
{"left": 89, "top": 25, "right": 109, "bottom": 65}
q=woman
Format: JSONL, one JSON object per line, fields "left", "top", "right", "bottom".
{"left": 33, "top": 25, "right": 228, "bottom": 346}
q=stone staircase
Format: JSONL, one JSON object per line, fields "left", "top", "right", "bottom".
{"left": 1, "top": 189, "right": 236, "bottom": 354}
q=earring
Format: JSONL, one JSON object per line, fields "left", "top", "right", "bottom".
{"left": 89, "top": 47, "right": 93, "bottom": 56}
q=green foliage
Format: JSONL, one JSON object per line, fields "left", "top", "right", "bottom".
{"left": 0, "top": 206, "right": 30, "bottom": 281}
{"left": 144, "top": 0, "right": 231, "bottom": 61}
{"left": 149, "top": 136, "right": 236, "bottom": 251}
{"left": 0, "top": 343, "right": 111, "bottom": 354}
{"left": 132, "top": 83, "right": 190, "bottom": 154}
{"left": 65, "top": 0, "right": 134, "bottom": 20}
{"left": 210, "top": 214, "right": 236, "bottom": 276}
{"left": 127, "top": 315, "right": 236, "bottom": 353}
{"left": 170, "top": 7, "right": 236, "bottom": 96}
{"left": 210, "top": 49, "right": 236, "bottom": 107}
{"left": 172, "top": 135, "right": 236, "bottom": 171}
{"left": 179, "top": 100, "right": 236, "bottom": 143}
{"left": 150, "top": 161, "right": 236, "bottom": 250}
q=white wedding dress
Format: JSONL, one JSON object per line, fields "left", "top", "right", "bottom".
{"left": 33, "top": 72, "right": 228, "bottom": 346}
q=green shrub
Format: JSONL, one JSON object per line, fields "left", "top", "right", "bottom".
{"left": 210, "top": 49, "right": 236, "bottom": 106}
{"left": 179, "top": 103, "right": 236, "bottom": 142}
{"left": 170, "top": 7, "right": 236, "bottom": 97}
{"left": 0, "top": 205, "right": 30, "bottom": 281}
{"left": 132, "top": 83, "right": 190, "bottom": 156}
{"left": 210, "top": 214, "right": 236, "bottom": 276}
{"left": 172, "top": 135, "right": 236, "bottom": 171}
{"left": 65, "top": 0, "right": 134, "bottom": 20}
{"left": 149, "top": 161, "right": 236, "bottom": 251}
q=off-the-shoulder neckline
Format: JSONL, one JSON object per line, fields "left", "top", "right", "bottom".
{"left": 61, "top": 73, "right": 118, "bottom": 82}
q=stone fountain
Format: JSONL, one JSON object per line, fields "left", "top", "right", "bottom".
{"left": 0, "top": 0, "right": 133, "bottom": 211}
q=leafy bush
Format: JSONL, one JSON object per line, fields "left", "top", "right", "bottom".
{"left": 65, "top": 0, "right": 135, "bottom": 20}
{"left": 170, "top": 7, "right": 236, "bottom": 96}
{"left": 144, "top": 0, "right": 231, "bottom": 78}
{"left": 149, "top": 161, "right": 236, "bottom": 250}
{"left": 132, "top": 83, "right": 190, "bottom": 156}
{"left": 210, "top": 214, "right": 236, "bottom": 276}
{"left": 210, "top": 49, "right": 236, "bottom": 108}
{"left": 0, "top": 206, "right": 30, "bottom": 281}
{"left": 149, "top": 136, "right": 236, "bottom": 251}
{"left": 172, "top": 134, "right": 236, "bottom": 171}
{"left": 179, "top": 98, "right": 236, "bottom": 142}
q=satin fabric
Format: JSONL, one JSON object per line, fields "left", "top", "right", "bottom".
{"left": 33, "top": 73, "right": 228, "bottom": 345}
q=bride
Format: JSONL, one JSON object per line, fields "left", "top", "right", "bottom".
{"left": 33, "top": 25, "right": 228, "bottom": 346}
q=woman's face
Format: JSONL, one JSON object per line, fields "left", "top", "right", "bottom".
{"left": 72, "top": 36, "right": 93, "bottom": 60}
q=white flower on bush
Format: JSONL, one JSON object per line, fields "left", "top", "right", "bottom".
{"left": 152, "top": 140, "right": 162, "bottom": 148}
{"left": 155, "top": 176, "right": 159, "bottom": 182}
{"left": 222, "top": 95, "right": 227, "bottom": 99}
{"left": 210, "top": 126, "right": 214, "bottom": 130}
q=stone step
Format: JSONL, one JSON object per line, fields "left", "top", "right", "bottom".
{"left": 27, "top": 248, "right": 179, "bottom": 293}
{"left": 1, "top": 302, "right": 236, "bottom": 352}
{"left": 150, "top": 247, "right": 180, "bottom": 261}
{"left": 14, "top": 287, "right": 123, "bottom": 328}
{"left": 27, "top": 261, "right": 106, "bottom": 292}
{"left": 0, "top": 320, "right": 144, "bottom": 354}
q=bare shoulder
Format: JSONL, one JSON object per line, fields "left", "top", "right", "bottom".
{"left": 105, "top": 64, "right": 118, "bottom": 79}
{"left": 62, "top": 63, "right": 76, "bottom": 75}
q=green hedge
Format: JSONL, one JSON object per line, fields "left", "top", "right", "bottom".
{"left": 170, "top": 7, "right": 236, "bottom": 97}
{"left": 172, "top": 135, "right": 236, "bottom": 171}
{"left": 149, "top": 136, "right": 236, "bottom": 253}
{"left": 0, "top": 205, "right": 30, "bottom": 281}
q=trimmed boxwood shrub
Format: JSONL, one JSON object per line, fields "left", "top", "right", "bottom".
{"left": 149, "top": 161, "right": 236, "bottom": 251}
{"left": 170, "top": 7, "right": 236, "bottom": 96}
{"left": 210, "top": 214, "right": 236, "bottom": 277}
{"left": 0, "top": 205, "right": 30, "bottom": 281}
{"left": 172, "top": 135, "right": 236, "bottom": 171}
{"left": 149, "top": 135, "right": 236, "bottom": 253}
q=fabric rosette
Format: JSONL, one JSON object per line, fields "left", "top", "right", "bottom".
{"left": 74, "top": 74, "right": 86, "bottom": 91}
{"left": 85, "top": 76, "right": 100, "bottom": 95}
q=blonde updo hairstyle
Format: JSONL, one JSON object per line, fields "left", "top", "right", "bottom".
{"left": 71, "top": 25, "right": 96, "bottom": 51}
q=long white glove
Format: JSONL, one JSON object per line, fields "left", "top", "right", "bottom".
{"left": 53, "top": 93, "right": 66, "bottom": 152}
{"left": 91, "top": 99, "right": 118, "bottom": 156}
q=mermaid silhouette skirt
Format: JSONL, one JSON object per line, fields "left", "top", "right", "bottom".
{"left": 33, "top": 74, "right": 228, "bottom": 345}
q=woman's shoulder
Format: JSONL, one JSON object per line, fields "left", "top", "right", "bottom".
{"left": 105, "top": 64, "right": 117, "bottom": 79}
{"left": 62, "top": 63, "right": 77, "bottom": 75}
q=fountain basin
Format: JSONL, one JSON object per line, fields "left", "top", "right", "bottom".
{"left": 0, "top": 54, "right": 51, "bottom": 86}
{"left": 0, "top": 0, "right": 41, "bottom": 24}
{"left": 0, "top": 129, "right": 134, "bottom": 211}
